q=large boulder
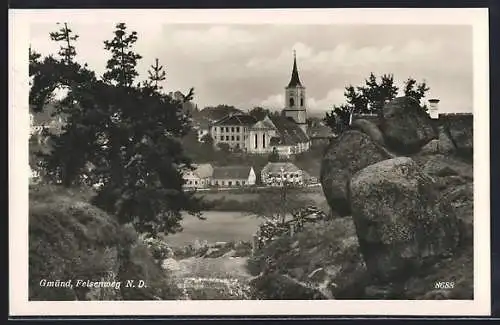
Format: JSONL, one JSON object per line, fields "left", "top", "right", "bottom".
{"left": 351, "top": 118, "right": 385, "bottom": 146}
{"left": 437, "top": 183, "right": 473, "bottom": 246}
{"left": 380, "top": 97, "right": 437, "bottom": 154}
{"left": 443, "top": 115, "right": 473, "bottom": 159}
{"left": 437, "top": 126, "right": 457, "bottom": 154}
{"left": 320, "top": 130, "right": 392, "bottom": 216}
{"left": 419, "top": 154, "right": 473, "bottom": 180}
{"left": 349, "top": 157, "right": 460, "bottom": 282}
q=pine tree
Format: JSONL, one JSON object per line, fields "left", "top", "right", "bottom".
{"left": 325, "top": 73, "right": 430, "bottom": 134}
{"left": 49, "top": 22, "right": 79, "bottom": 64}
{"left": 103, "top": 23, "right": 142, "bottom": 88}
{"left": 147, "top": 58, "right": 167, "bottom": 90}
{"left": 403, "top": 77, "right": 430, "bottom": 112}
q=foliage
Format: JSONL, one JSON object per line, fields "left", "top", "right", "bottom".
{"left": 323, "top": 73, "right": 430, "bottom": 134}
{"left": 403, "top": 77, "right": 430, "bottom": 112}
{"left": 248, "top": 106, "right": 280, "bottom": 120}
{"left": 30, "top": 23, "right": 205, "bottom": 237}
{"left": 145, "top": 58, "right": 167, "bottom": 90}
{"left": 268, "top": 147, "right": 280, "bottom": 162}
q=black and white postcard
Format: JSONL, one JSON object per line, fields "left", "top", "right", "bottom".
{"left": 9, "top": 8, "right": 491, "bottom": 317}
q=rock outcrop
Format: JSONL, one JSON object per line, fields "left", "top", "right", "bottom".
{"left": 320, "top": 130, "right": 392, "bottom": 216}
{"left": 380, "top": 96, "right": 437, "bottom": 154}
{"left": 349, "top": 157, "right": 460, "bottom": 282}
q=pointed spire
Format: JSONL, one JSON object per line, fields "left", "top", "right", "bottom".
{"left": 287, "top": 50, "right": 303, "bottom": 88}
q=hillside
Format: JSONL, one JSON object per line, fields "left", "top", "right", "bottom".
{"left": 29, "top": 184, "right": 181, "bottom": 301}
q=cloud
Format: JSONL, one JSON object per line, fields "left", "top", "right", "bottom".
{"left": 29, "top": 24, "right": 472, "bottom": 113}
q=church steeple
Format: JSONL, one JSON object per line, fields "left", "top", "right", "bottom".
{"left": 287, "top": 50, "right": 303, "bottom": 88}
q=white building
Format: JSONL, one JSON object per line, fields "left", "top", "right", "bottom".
{"left": 261, "top": 162, "right": 305, "bottom": 187}
{"left": 183, "top": 164, "right": 214, "bottom": 189}
{"left": 211, "top": 166, "right": 256, "bottom": 187}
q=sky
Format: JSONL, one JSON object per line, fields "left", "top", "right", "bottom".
{"left": 30, "top": 23, "right": 473, "bottom": 116}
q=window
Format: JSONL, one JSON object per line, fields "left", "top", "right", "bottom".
{"left": 236, "top": 143, "right": 240, "bottom": 149}
{"left": 289, "top": 97, "right": 295, "bottom": 107}
{"left": 236, "top": 135, "right": 240, "bottom": 141}
{"left": 236, "top": 181, "right": 240, "bottom": 186}
{"left": 195, "top": 181, "right": 198, "bottom": 185}
{"left": 262, "top": 133, "right": 266, "bottom": 148}
{"left": 221, "top": 181, "right": 225, "bottom": 186}
{"left": 236, "top": 127, "right": 240, "bottom": 132}
{"left": 231, "top": 127, "right": 235, "bottom": 132}
{"left": 215, "top": 181, "right": 218, "bottom": 185}
{"left": 226, "top": 136, "right": 230, "bottom": 141}
{"left": 242, "top": 180, "right": 246, "bottom": 185}
{"left": 188, "top": 180, "right": 192, "bottom": 185}
{"left": 228, "top": 181, "right": 232, "bottom": 186}
{"left": 300, "top": 97, "right": 304, "bottom": 106}
{"left": 231, "top": 136, "right": 235, "bottom": 141}
{"left": 220, "top": 136, "right": 224, "bottom": 141}
{"left": 254, "top": 134, "right": 258, "bottom": 149}
{"left": 226, "top": 127, "right": 230, "bottom": 132}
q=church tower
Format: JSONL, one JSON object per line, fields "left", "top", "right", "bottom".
{"left": 283, "top": 51, "right": 307, "bottom": 134}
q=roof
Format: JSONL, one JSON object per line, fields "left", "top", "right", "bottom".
{"left": 268, "top": 115, "right": 309, "bottom": 145}
{"left": 193, "top": 163, "right": 213, "bottom": 179}
{"left": 212, "top": 166, "right": 253, "bottom": 179}
{"left": 251, "top": 115, "right": 277, "bottom": 130}
{"left": 308, "top": 123, "right": 334, "bottom": 138}
{"left": 212, "top": 114, "right": 257, "bottom": 126}
{"left": 287, "top": 54, "right": 303, "bottom": 88}
{"left": 261, "top": 162, "right": 302, "bottom": 175}
{"left": 195, "top": 106, "right": 244, "bottom": 122}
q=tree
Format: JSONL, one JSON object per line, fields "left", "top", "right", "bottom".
{"left": 146, "top": 58, "right": 167, "bottom": 90}
{"left": 403, "top": 77, "right": 430, "bottom": 112}
{"left": 217, "top": 142, "right": 230, "bottom": 153}
{"left": 103, "top": 23, "right": 143, "bottom": 88}
{"left": 268, "top": 147, "right": 279, "bottom": 162}
{"left": 33, "top": 23, "right": 205, "bottom": 236}
{"left": 324, "top": 73, "right": 430, "bottom": 134}
{"left": 49, "top": 22, "right": 79, "bottom": 64}
{"left": 324, "top": 104, "right": 351, "bottom": 135}
{"left": 249, "top": 107, "right": 271, "bottom": 121}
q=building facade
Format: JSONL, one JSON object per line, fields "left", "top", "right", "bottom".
{"left": 261, "top": 162, "right": 305, "bottom": 187}
{"left": 211, "top": 166, "right": 256, "bottom": 187}
{"left": 183, "top": 164, "right": 214, "bottom": 189}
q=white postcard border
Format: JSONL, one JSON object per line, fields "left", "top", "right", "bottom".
{"left": 9, "top": 8, "right": 491, "bottom": 316}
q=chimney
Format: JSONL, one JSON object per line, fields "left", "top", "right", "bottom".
{"left": 428, "top": 98, "right": 440, "bottom": 119}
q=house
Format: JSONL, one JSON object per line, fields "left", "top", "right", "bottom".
{"left": 182, "top": 164, "right": 213, "bottom": 189}
{"left": 211, "top": 114, "right": 258, "bottom": 150}
{"left": 211, "top": 166, "right": 256, "bottom": 187}
{"left": 261, "top": 162, "right": 305, "bottom": 187}
{"left": 308, "top": 121, "right": 336, "bottom": 145}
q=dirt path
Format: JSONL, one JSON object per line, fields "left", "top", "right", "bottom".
{"left": 163, "top": 256, "right": 254, "bottom": 299}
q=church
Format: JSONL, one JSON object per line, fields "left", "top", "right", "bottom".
{"left": 209, "top": 52, "right": 311, "bottom": 157}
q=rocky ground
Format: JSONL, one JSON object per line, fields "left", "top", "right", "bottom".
{"left": 160, "top": 241, "right": 257, "bottom": 300}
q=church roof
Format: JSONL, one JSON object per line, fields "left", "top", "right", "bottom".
{"left": 268, "top": 115, "right": 309, "bottom": 146}
{"left": 287, "top": 53, "right": 303, "bottom": 88}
